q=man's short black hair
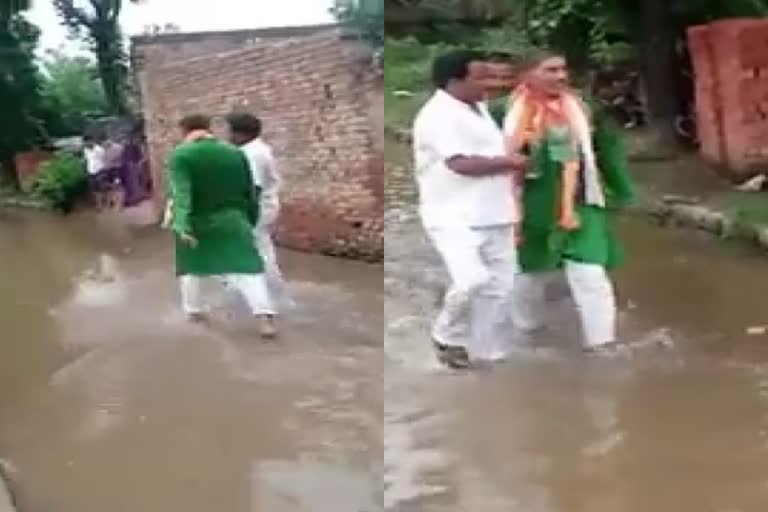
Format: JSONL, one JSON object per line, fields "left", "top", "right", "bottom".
{"left": 432, "top": 50, "right": 487, "bottom": 89}
{"left": 179, "top": 114, "right": 211, "bottom": 133}
{"left": 226, "top": 112, "right": 262, "bottom": 138}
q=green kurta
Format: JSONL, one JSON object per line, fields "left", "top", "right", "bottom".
{"left": 168, "top": 137, "right": 263, "bottom": 276}
{"left": 492, "top": 99, "right": 635, "bottom": 273}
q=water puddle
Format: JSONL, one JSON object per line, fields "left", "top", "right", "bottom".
{"left": 0, "top": 211, "right": 382, "bottom": 512}
{"left": 384, "top": 210, "right": 768, "bottom": 510}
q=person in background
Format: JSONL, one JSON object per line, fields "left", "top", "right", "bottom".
{"left": 101, "top": 136, "right": 125, "bottom": 209}
{"left": 412, "top": 50, "right": 528, "bottom": 369}
{"left": 167, "top": 114, "right": 277, "bottom": 338}
{"left": 84, "top": 134, "right": 108, "bottom": 210}
{"left": 226, "top": 112, "right": 291, "bottom": 313}
{"left": 119, "top": 122, "right": 151, "bottom": 208}
{"left": 502, "top": 50, "right": 635, "bottom": 353}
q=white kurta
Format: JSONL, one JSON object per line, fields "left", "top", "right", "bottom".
{"left": 241, "top": 138, "right": 290, "bottom": 311}
{"left": 84, "top": 145, "right": 106, "bottom": 176}
{"left": 413, "top": 90, "right": 519, "bottom": 360}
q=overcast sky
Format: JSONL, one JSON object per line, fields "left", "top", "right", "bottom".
{"left": 26, "top": 0, "right": 336, "bottom": 54}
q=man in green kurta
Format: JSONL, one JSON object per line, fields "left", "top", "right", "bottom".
{"left": 167, "top": 114, "right": 277, "bottom": 337}
{"left": 499, "top": 51, "right": 634, "bottom": 351}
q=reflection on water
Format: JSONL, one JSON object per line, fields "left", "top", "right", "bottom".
{"left": 0, "top": 209, "right": 382, "bottom": 512}
{"left": 385, "top": 213, "right": 768, "bottom": 511}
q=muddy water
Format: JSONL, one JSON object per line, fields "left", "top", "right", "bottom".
{"left": 385, "top": 207, "right": 768, "bottom": 511}
{"left": 0, "top": 209, "right": 382, "bottom": 512}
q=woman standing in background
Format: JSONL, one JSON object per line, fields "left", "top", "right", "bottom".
{"left": 119, "top": 122, "right": 151, "bottom": 208}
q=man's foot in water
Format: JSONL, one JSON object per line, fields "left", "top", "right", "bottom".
{"left": 186, "top": 311, "right": 210, "bottom": 324}
{"left": 258, "top": 314, "right": 278, "bottom": 339}
{"left": 582, "top": 340, "right": 624, "bottom": 355}
{"left": 433, "top": 339, "right": 470, "bottom": 369}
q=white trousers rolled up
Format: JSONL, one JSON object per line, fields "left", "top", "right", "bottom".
{"left": 512, "top": 260, "right": 617, "bottom": 347}
{"left": 427, "top": 224, "right": 518, "bottom": 360}
{"left": 180, "top": 273, "right": 275, "bottom": 316}
{"left": 254, "top": 224, "right": 291, "bottom": 312}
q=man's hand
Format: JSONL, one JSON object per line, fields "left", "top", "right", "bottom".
{"left": 447, "top": 154, "right": 528, "bottom": 177}
{"left": 506, "top": 153, "right": 529, "bottom": 171}
{"left": 179, "top": 232, "right": 198, "bottom": 248}
{"left": 558, "top": 211, "right": 580, "bottom": 231}
{"left": 161, "top": 200, "right": 173, "bottom": 229}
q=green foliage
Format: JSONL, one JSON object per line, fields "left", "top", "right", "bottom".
{"left": 40, "top": 51, "right": 109, "bottom": 136}
{"left": 388, "top": 0, "right": 523, "bottom": 21}
{"left": 384, "top": 24, "right": 533, "bottom": 94}
{"left": 384, "top": 37, "right": 465, "bottom": 93}
{"left": 524, "top": 0, "right": 768, "bottom": 67}
{"left": 0, "top": 0, "right": 31, "bottom": 25}
{"left": 392, "top": 0, "right": 768, "bottom": 65}
{"left": 332, "top": 0, "right": 384, "bottom": 48}
{"left": 525, "top": 0, "right": 635, "bottom": 66}
{"left": 52, "top": 0, "right": 143, "bottom": 115}
{"left": 473, "top": 23, "right": 533, "bottom": 56}
{"left": 32, "top": 152, "right": 88, "bottom": 212}
{"left": 0, "top": 11, "right": 46, "bottom": 175}
{"left": 384, "top": 30, "right": 528, "bottom": 130}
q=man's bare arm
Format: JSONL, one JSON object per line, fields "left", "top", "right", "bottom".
{"left": 446, "top": 154, "right": 528, "bottom": 177}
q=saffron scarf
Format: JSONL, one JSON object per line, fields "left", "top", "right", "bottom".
{"left": 503, "top": 85, "right": 606, "bottom": 208}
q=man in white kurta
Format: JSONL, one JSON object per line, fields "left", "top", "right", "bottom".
{"left": 413, "top": 50, "right": 528, "bottom": 368}
{"left": 84, "top": 136, "right": 107, "bottom": 209}
{"left": 226, "top": 113, "right": 290, "bottom": 312}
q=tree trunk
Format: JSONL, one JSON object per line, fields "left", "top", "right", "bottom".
{"left": 95, "top": 35, "right": 127, "bottom": 116}
{"left": 637, "top": 0, "right": 679, "bottom": 148}
{"left": 99, "top": 62, "right": 127, "bottom": 115}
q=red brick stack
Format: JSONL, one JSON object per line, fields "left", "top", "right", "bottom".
{"left": 688, "top": 18, "right": 768, "bottom": 177}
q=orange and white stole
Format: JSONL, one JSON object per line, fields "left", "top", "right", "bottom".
{"left": 502, "top": 86, "right": 606, "bottom": 215}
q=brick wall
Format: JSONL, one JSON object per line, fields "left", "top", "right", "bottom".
{"left": 133, "top": 29, "right": 383, "bottom": 261}
{"left": 688, "top": 18, "right": 768, "bottom": 176}
{"left": 131, "top": 25, "right": 337, "bottom": 67}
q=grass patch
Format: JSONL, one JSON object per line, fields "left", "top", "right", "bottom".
{"left": 383, "top": 38, "right": 437, "bottom": 133}
{"left": 384, "top": 136, "right": 411, "bottom": 167}
{"left": 0, "top": 186, "right": 51, "bottom": 209}
{"left": 714, "top": 191, "right": 768, "bottom": 226}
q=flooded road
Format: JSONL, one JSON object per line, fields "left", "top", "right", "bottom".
{"left": 0, "top": 209, "right": 382, "bottom": 512}
{"left": 385, "top": 206, "right": 768, "bottom": 511}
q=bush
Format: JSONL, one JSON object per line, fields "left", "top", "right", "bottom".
{"left": 33, "top": 152, "right": 87, "bottom": 213}
{"left": 332, "top": 0, "right": 383, "bottom": 49}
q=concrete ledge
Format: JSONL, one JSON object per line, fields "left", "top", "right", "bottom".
{"left": 635, "top": 196, "right": 768, "bottom": 252}
{"left": 0, "top": 195, "right": 50, "bottom": 210}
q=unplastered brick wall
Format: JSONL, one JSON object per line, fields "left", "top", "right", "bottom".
{"left": 134, "top": 29, "right": 383, "bottom": 261}
{"left": 689, "top": 18, "right": 768, "bottom": 176}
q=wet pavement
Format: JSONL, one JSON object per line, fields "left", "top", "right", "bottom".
{"left": 0, "top": 209, "right": 382, "bottom": 512}
{"left": 385, "top": 205, "right": 768, "bottom": 511}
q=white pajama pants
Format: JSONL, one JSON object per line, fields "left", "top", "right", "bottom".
{"left": 254, "top": 224, "right": 290, "bottom": 312}
{"left": 512, "top": 260, "right": 617, "bottom": 347}
{"left": 427, "top": 224, "right": 518, "bottom": 360}
{"left": 180, "top": 273, "right": 274, "bottom": 316}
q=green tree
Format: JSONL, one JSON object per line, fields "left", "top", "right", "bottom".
{"left": 0, "top": 2, "right": 46, "bottom": 183}
{"left": 524, "top": 0, "right": 768, "bottom": 139}
{"left": 52, "top": 0, "right": 144, "bottom": 116}
{"left": 0, "top": 0, "right": 31, "bottom": 23}
{"left": 40, "top": 51, "right": 109, "bottom": 136}
{"left": 333, "top": 0, "right": 384, "bottom": 48}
